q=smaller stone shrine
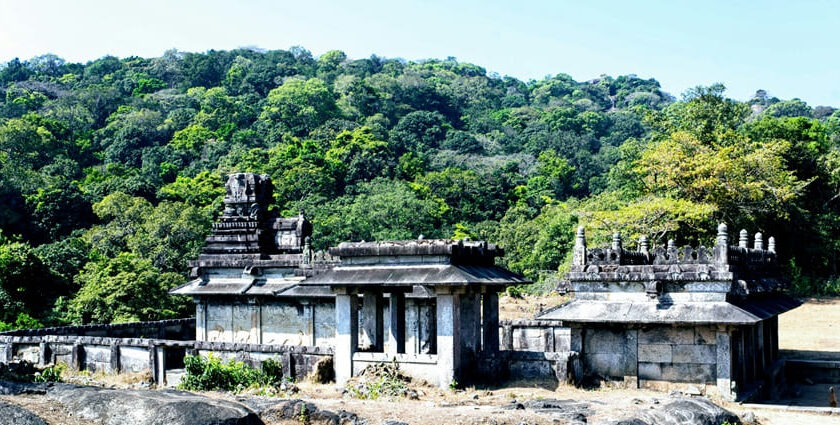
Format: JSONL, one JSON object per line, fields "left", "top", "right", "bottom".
{"left": 301, "top": 239, "right": 530, "bottom": 388}
{"left": 539, "top": 224, "right": 800, "bottom": 400}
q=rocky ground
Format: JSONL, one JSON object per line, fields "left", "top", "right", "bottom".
{"left": 0, "top": 379, "right": 744, "bottom": 425}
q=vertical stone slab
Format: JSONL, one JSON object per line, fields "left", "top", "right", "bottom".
{"left": 388, "top": 292, "right": 406, "bottom": 354}
{"left": 482, "top": 291, "right": 500, "bottom": 353}
{"left": 156, "top": 346, "right": 166, "bottom": 387}
{"left": 419, "top": 302, "right": 436, "bottom": 354}
{"left": 71, "top": 343, "right": 83, "bottom": 371}
{"left": 716, "top": 331, "right": 734, "bottom": 401}
{"left": 360, "top": 291, "right": 384, "bottom": 351}
{"left": 570, "top": 327, "right": 583, "bottom": 353}
{"left": 3, "top": 342, "right": 14, "bottom": 363}
{"left": 109, "top": 344, "right": 120, "bottom": 374}
{"left": 755, "top": 322, "right": 765, "bottom": 377}
{"left": 148, "top": 343, "right": 158, "bottom": 384}
{"left": 196, "top": 300, "right": 207, "bottom": 341}
{"left": 334, "top": 293, "right": 358, "bottom": 385}
{"left": 232, "top": 303, "right": 259, "bottom": 343}
{"left": 436, "top": 293, "right": 461, "bottom": 389}
{"left": 737, "top": 329, "right": 747, "bottom": 391}
{"left": 501, "top": 324, "right": 513, "bottom": 350}
{"left": 459, "top": 293, "right": 480, "bottom": 358}
{"left": 744, "top": 325, "right": 755, "bottom": 383}
{"left": 38, "top": 342, "right": 50, "bottom": 367}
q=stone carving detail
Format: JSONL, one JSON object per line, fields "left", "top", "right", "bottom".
{"left": 197, "top": 173, "right": 313, "bottom": 258}
{"left": 567, "top": 224, "right": 785, "bottom": 291}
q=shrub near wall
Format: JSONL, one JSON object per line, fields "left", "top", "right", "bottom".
{"left": 178, "top": 354, "right": 284, "bottom": 392}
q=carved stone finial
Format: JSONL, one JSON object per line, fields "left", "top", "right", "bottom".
{"left": 639, "top": 236, "right": 649, "bottom": 256}
{"left": 754, "top": 232, "right": 764, "bottom": 250}
{"left": 768, "top": 236, "right": 776, "bottom": 253}
{"left": 612, "top": 233, "right": 623, "bottom": 251}
{"left": 715, "top": 223, "right": 729, "bottom": 265}
{"left": 739, "top": 229, "right": 749, "bottom": 248}
{"left": 667, "top": 239, "right": 676, "bottom": 250}
{"left": 418, "top": 234, "right": 425, "bottom": 240}
{"left": 573, "top": 226, "right": 587, "bottom": 266}
{"left": 716, "top": 223, "right": 729, "bottom": 246}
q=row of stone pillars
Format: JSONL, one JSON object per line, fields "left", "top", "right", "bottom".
{"left": 333, "top": 287, "right": 500, "bottom": 388}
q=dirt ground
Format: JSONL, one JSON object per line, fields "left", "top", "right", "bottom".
{"left": 778, "top": 297, "right": 840, "bottom": 358}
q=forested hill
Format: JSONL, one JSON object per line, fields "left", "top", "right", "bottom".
{"left": 1, "top": 48, "right": 839, "bottom": 328}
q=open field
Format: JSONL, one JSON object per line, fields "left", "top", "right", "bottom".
{"left": 779, "top": 297, "right": 840, "bottom": 359}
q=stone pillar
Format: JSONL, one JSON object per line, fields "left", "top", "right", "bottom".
{"left": 387, "top": 292, "right": 406, "bottom": 354}
{"left": 573, "top": 226, "right": 587, "bottom": 266}
{"left": 715, "top": 223, "right": 729, "bottom": 265}
{"left": 196, "top": 300, "right": 207, "bottom": 341}
{"left": 716, "top": 330, "right": 734, "bottom": 401}
{"left": 501, "top": 324, "right": 513, "bottom": 350}
{"left": 436, "top": 292, "right": 461, "bottom": 389}
{"left": 755, "top": 323, "right": 765, "bottom": 377}
{"left": 156, "top": 346, "right": 166, "bottom": 387}
{"left": 71, "top": 343, "right": 84, "bottom": 371}
{"left": 3, "top": 342, "right": 14, "bottom": 363}
{"left": 38, "top": 342, "right": 50, "bottom": 367}
{"left": 482, "top": 291, "right": 500, "bottom": 353}
{"left": 360, "top": 291, "right": 384, "bottom": 351}
{"left": 109, "top": 344, "right": 121, "bottom": 374}
{"left": 334, "top": 293, "right": 358, "bottom": 385}
{"left": 737, "top": 329, "right": 747, "bottom": 390}
{"left": 459, "top": 292, "right": 481, "bottom": 358}
{"left": 743, "top": 326, "right": 753, "bottom": 383}
{"left": 569, "top": 327, "right": 583, "bottom": 353}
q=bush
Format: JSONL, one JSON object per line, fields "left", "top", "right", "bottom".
{"left": 34, "top": 363, "right": 65, "bottom": 382}
{"left": 789, "top": 259, "right": 840, "bottom": 297}
{"left": 178, "top": 354, "right": 283, "bottom": 392}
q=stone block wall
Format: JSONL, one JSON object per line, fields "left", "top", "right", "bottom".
{"left": 500, "top": 320, "right": 571, "bottom": 352}
{"left": 0, "top": 335, "right": 332, "bottom": 387}
{"left": 637, "top": 325, "right": 718, "bottom": 391}
{"left": 583, "top": 327, "right": 639, "bottom": 383}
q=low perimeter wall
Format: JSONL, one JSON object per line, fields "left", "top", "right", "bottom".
{"left": 0, "top": 335, "right": 332, "bottom": 387}
{"left": 0, "top": 318, "right": 195, "bottom": 340}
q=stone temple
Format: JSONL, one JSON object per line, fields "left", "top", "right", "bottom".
{"left": 537, "top": 226, "right": 800, "bottom": 400}
{"left": 1, "top": 172, "right": 803, "bottom": 400}
{"left": 171, "top": 173, "right": 531, "bottom": 387}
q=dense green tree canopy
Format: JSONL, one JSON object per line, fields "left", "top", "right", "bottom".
{"left": 0, "top": 49, "right": 838, "bottom": 328}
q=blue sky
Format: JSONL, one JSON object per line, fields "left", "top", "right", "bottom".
{"left": 1, "top": 0, "right": 838, "bottom": 106}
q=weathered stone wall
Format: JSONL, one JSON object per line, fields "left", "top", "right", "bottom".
{"left": 583, "top": 327, "right": 639, "bottom": 384}
{"left": 0, "top": 318, "right": 195, "bottom": 339}
{"left": 0, "top": 335, "right": 332, "bottom": 387}
{"left": 499, "top": 319, "right": 779, "bottom": 398}
{"left": 637, "top": 325, "right": 717, "bottom": 391}
{"left": 198, "top": 298, "right": 436, "bottom": 355}
{"left": 500, "top": 320, "right": 571, "bottom": 352}
{"left": 476, "top": 350, "right": 581, "bottom": 385}
{"left": 198, "top": 300, "right": 335, "bottom": 346}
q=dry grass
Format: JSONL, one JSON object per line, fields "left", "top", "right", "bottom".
{"left": 498, "top": 292, "right": 570, "bottom": 321}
